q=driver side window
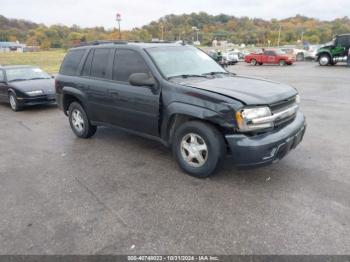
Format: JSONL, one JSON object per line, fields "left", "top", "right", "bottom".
{"left": 337, "top": 36, "right": 349, "bottom": 47}
{"left": 113, "top": 49, "right": 149, "bottom": 83}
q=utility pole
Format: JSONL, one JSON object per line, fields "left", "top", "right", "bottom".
{"left": 160, "top": 23, "right": 164, "bottom": 41}
{"left": 301, "top": 30, "right": 304, "bottom": 43}
{"left": 277, "top": 25, "right": 282, "bottom": 47}
{"left": 116, "top": 13, "right": 122, "bottom": 40}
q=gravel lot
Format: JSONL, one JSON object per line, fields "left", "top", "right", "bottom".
{"left": 0, "top": 62, "right": 349, "bottom": 255}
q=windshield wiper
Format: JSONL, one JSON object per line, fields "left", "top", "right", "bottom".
{"left": 202, "top": 71, "right": 235, "bottom": 76}
{"left": 9, "top": 79, "right": 27, "bottom": 82}
{"left": 167, "top": 74, "right": 209, "bottom": 80}
{"left": 29, "top": 77, "right": 50, "bottom": 80}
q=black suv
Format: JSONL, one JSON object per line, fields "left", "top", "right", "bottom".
{"left": 56, "top": 41, "right": 306, "bottom": 178}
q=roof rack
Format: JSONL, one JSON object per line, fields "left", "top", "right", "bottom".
{"left": 77, "top": 40, "right": 184, "bottom": 47}
{"left": 78, "top": 40, "right": 128, "bottom": 47}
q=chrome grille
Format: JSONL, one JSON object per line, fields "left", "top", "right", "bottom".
{"left": 270, "top": 96, "right": 298, "bottom": 128}
{"left": 270, "top": 96, "right": 297, "bottom": 112}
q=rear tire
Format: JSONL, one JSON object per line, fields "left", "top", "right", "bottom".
{"left": 68, "top": 102, "right": 97, "bottom": 138}
{"left": 8, "top": 92, "right": 22, "bottom": 112}
{"left": 279, "top": 60, "right": 286, "bottom": 66}
{"left": 172, "top": 121, "right": 225, "bottom": 178}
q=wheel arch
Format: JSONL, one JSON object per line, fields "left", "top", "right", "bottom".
{"left": 161, "top": 102, "right": 233, "bottom": 145}
{"left": 316, "top": 51, "right": 332, "bottom": 62}
{"left": 62, "top": 87, "right": 88, "bottom": 116}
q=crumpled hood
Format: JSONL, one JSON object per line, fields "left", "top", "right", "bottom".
{"left": 182, "top": 75, "right": 297, "bottom": 105}
{"left": 10, "top": 79, "right": 55, "bottom": 94}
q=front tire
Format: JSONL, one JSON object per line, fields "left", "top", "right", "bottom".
{"left": 279, "top": 60, "right": 286, "bottom": 66}
{"left": 172, "top": 121, "right": 225, "bottom": 178}
{"left": 251, "top": 59, "right": 257, "bottom": 66}
{"left": 8, "top": 92, "right": 22, "bottom": 112}
{"left": 68, "top": 102, "right": 97, "bottom": 138}
{"left": 319, "top": 54, "right": 330, "bottom": 66}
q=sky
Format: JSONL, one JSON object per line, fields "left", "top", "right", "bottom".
{"left": 1, "top": 0, "right": 350, "bottom": 29}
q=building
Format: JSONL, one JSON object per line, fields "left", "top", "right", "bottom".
{"left": 0, "top": 41, "right": 25, "bottom": 53}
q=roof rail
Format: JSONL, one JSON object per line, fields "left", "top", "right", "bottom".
{"left": 78, "top": 40, "right": 128, "bottom": 47}
{"left": 149, "top": 40, "right": 174, "bottom": 44}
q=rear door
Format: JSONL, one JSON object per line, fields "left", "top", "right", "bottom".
{"left": 104, "top": 48, "right": 160, "bottom": 136}
{"left": 81, "top": 48, "right": 114, "bottom": 123}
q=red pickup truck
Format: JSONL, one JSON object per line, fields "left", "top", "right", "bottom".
{"left": 245, "top": 49, "right": 295, "bottom": 66}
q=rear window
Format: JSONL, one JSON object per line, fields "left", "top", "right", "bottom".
{"left": 60, "top": 49, "right": 86, "bottom": 76}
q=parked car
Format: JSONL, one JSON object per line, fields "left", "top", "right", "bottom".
{"left": 207, "top": 50, "right": 228, "bottom": 67}
{"left": 222, "top": 51, "right": 238, "bottom": 65}
{"left": 244, "top": 49, "right": 295, "bottom": 66}
{"left": 56, "top": 41, "right": 306, "bottom": 178}
{"left": 316, "top": 34, "right": 350, "bottom": 66}
{"left": 208, "top": 50, "right": 222, "bottom": 61}
{"left": 227, "top": 49, "right": 248, "bottom": 62}
{"left": 280, "top": 46, "right": 306, "bottom": 61}
{"left": 304, "top": 45, "right": 322, "bottom": 61}
{"left": 0, "top": 65, "right": 55, "bottom": 111}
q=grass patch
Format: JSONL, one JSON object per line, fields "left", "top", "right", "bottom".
{"left": 0, "top": 49, "right": 66, "bottom": 73}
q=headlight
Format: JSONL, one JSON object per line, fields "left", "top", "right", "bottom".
{"left": 295, "top": 94, "right": 301, "bottom": 104}
{"left": 235, "top": 106, "right": 273, "bottom": 132}
{"left": 26, "top": 90, "right": 44, "bottom": 96}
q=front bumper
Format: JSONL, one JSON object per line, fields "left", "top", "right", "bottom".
{"left": 225, "top": 112, "right": 306, "bottom": 168}
{"left": 17, "top": 94, "right": 56, "bottom": 106}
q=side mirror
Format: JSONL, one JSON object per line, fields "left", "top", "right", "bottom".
{"left": 129, "top": 73, "right": 156, "bottom": 87}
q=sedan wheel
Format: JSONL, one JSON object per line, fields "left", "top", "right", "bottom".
{"left": 251, "top": 59, "right": 257, "bottom": 66}
{"left": 8, "top": 93, "right": 21, "bottom": 112}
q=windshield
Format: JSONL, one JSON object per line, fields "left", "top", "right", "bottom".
{"left": 147, "top": 46, "right": 226, "bottom": 79}
{"left": 6, "top": 67, "right": 51, "bottom": 82}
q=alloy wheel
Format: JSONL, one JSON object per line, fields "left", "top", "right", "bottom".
{"left": 180, "top": 133, "right": 208, "bottom": 168}
{"left": 9, "top": 94, "right": 17, "bottom": 110}
{"left": 71, "top": 109, "right": 85, "bottom": 133}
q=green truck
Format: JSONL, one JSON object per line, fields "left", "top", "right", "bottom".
{"left": 316, "top": 34, "right": 350, "bottom": 66}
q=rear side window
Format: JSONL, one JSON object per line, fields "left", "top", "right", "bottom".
{"left": 60, "top": 49, "right": 86, "bottom": 76}
{"left": 90, "top": 48, "right": 110, "bottom": 79}
{"left": 113, "top": 49, "right": 149, "bottom": 82}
